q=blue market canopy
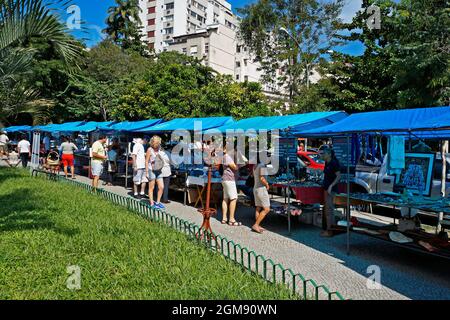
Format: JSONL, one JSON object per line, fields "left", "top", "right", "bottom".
{"left": 3, "top": 125, "right": 33, "bottom": 133}
{"left": 33, "top": 121, "right": 84, "bottom": 133}
{"left": 215, "top": 112, "right": 348, "bottom": 134}
{"left": 301, "top": 106, "right": 450, "bottom": 137}
{"left": 135, "top": 117, "right": 234, "bottom": 132}
{"left": 62, "top": 121, "right": 114, "bottom": 133}
{"left": 106, "top": 119, "right": 163, "bottom": 132}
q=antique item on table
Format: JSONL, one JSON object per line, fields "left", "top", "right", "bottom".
{"left": 418, "top": 240, "right": 438, "bottom": 252}
{"left": 389, "top": 231, "right": 413, "bottom": 244}
{"left": 398, "top": 219, "right": 416, "bottom": 232}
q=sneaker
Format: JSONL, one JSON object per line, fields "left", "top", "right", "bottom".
{"left": 154, "top": 202, "right": 165, "bottom": 210}
{"left": 140, "top": 193, "right": 147, "bottom": 198}
{"left": 133, "top": 193, "right": 140, "bottom": 199}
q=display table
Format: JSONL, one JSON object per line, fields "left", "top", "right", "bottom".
{"left": 271, "top": 181, "right": 324, "bottom": 205}
{"left": 335, "top": 192, "right": 450, "bottom": 259}
{"left": 335, "top": 192, "right": 450, "bottom": 215}
{"left": 186, "top": 175, "right": 222, "bottom": 208}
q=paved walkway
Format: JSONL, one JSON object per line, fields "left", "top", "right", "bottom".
{"left": 64, "top": 174, "right": 450, "bottom": 300}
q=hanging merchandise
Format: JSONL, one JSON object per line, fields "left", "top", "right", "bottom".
{"left": 387, "top": 136, "right": 405, "bottom": 175}
{"left": 375, "top": 135, "right": 383, "bottom": 161}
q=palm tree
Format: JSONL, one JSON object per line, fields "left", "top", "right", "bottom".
{"left": 0, "top": 0, "right": 82, "bottom": 125}
{"left": 104, "top": 0, "right": 145, "bottom": 53}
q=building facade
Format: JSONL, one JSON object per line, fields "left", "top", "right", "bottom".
{"left": 138, "top": 0, "right": 289, "bottom": 97}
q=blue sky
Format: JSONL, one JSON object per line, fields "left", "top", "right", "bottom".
{"left": 66, "top": 0, "right": 364, "bottom": 55}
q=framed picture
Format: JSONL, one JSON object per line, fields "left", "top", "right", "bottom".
{"left": 398, "top": 153, "right": 435, "bottom": 196}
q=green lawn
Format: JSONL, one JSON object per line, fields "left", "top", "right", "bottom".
{"left": 0, "top": 168, "right": 294, "bottom": 299}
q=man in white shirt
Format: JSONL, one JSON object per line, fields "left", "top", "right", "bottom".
{"left": 132, "top": 136, "right": 149, "bottom": 198}
{"left": 17, "top": 134, "right": 31, "bottom": 168}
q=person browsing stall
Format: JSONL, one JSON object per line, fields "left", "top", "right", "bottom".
{"left": 319, "top": 145, "right": 341, "bottom": 237}
{"left": 91, "top": 135, "right": 108, "bottom": 188}
{"left": 221, "top": 145, "right": 241, "bottom": 226}
{"left": 17, "top": 135, "right": 31, "bottom": 168}
{"left": 59, "top": 136, "right": 78, "bottom": 179}
{"left": 0, "top": 130, "right": 11, "bottom": 166}
{"left": 132, "top": 137, "right": 149, "bottom": 198}
{"left": 145, "top": 135, "right": 166, "bottom": 209}
{"left": 252, "top": 153, "right": 271, "bottom": 234}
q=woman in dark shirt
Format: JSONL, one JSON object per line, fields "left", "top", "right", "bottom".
{"left": 319, "top": 145, "right": 341, "bottom": 237}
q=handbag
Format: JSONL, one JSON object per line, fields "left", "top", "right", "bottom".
{"left": 152, "top": 150, "right": 164, "bottom": 171}
{"left": 47, "top": 151, "right": 60, "bottom": 166}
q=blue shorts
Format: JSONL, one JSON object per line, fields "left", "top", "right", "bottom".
{"left": 148, "top": 169, "right": 163, "bottom": 181}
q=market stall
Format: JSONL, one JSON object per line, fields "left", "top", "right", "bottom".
{"left": 301, "top": 105, "right": 450, "bottom": 258}
{"left": 134, "top": 117, "right": 236, "bottom": 205}
{"left": 215, "top": 111, "right": 349, "bottom": 233}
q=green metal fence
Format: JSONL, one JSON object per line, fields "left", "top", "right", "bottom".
{"left": 33, "top": 171, "right": 346, "bottom": 300}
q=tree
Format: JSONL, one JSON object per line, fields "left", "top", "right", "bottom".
{"left": 238, "top": 0, "right": 344, "bottom": 103}
{"left": 64, "top": 40, "right": 153, "bottom": 121}
{"left": 323, "top": 0, "right": 449, "bottom": 112}
{"left": 0, "top": 0, "right": 82, "bottom": 125}
{"left": 112, "top": 52, "right": 276, "bottom": 120}
{"left": 104, "top": 0, "right": 148, "bottom": 56}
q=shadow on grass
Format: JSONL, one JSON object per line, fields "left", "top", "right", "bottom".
{"left": 0, "top": 187, "right": 78, "bottom": 236}
{"left": 0, "top": 167, "right": 26, "bottom": 184}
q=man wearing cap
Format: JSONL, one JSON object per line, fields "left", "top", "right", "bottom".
{"left": 132, "top": 136, "right": 149, "bottom": 198}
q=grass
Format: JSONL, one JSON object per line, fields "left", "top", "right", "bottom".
{"left": 0, "top": 168, "right": 295, "bottom": 300}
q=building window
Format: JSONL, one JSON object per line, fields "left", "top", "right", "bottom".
{"left": 148, "top": 42, "right": 154, "bottom": 50}
{"left": 148, "top": 6, "right": 156, "bottom": 14}
{"left": 148, "top": 19, "right": 155, "bottom": 26}
{"left": 236, "top": 45, "right": 241, "bottom": 53}
{"left": 163, "top": 15, "right": 174, "bottom": 22}
{"left": 205, "top": 43, "right": 209, "bottom": 54}
{"left": 244, "top": 75, "right": 249, "bottom": 82}
{"left": 165, "top": 2, "right": 174, "bottom": 10}
{"left": 244, "top": 59, "right": 248, "bottom": 66}
{"left": 164, "top": 27, "right": 173, "bottom": 34}
{"left": 182, "top": 48, "right": 187, "bottom": 54}
{"left": 190, "top": 45, "right": 198, "bottom": 55}
{"left": 236, "top": 74, "right": 239, "bottom": 80}
{"left": 148, "top": 31, "right": 155, "bottom": 38}
{"left": 235, "top": 61, "right": 240, "bottom": 68}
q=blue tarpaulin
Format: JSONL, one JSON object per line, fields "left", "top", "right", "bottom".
{"left": 215, "top": 112, "right": 347, "bottom": 134}
{"left": 106, "top": 119, "right": 163, "bottom": 132}
{"left": 3, "top": 125, "right": 33, "bottom": 133}
{"left": 135, "top": 117, "right": 234, "bottom": 132}
{"left": 62, "top": 121, "right": 114, "bottom": 133}
{"left": 33, "top": 121, "right": 84, "bottom": 133}
{"left": 301, "top": 106, "right": 450, "bottom": 136}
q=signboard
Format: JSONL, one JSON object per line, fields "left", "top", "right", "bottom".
{"left": 331, "top": 136, "right": 355, "bottom": 176}
{"left": 276, "top": 138, "right": 298, "bottom": 166}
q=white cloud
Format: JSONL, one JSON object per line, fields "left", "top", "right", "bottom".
{"left": 340, "top": 0, "right": 363, "bottom": 23}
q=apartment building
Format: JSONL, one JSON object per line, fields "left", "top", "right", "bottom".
{"left": 138, "top": 0, "right": 288, "bottom": 96}
{"left": 138, "top": 0, "right": 238, "bottom": 53}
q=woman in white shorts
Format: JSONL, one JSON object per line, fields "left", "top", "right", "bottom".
{"left": 145, "top": 135, "right": 166, "bottom": 209}
{"left": 221, "top": 146, "right": 241, "bottom": 226}
{"left": 252, "top": 161, "right": 271, "bottom": 233}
